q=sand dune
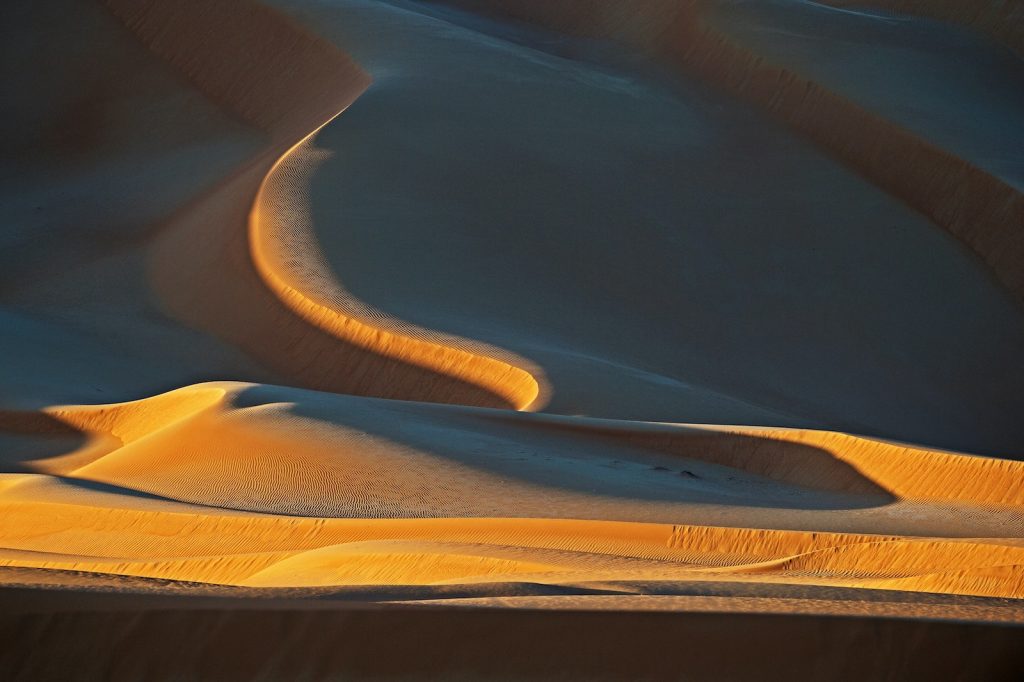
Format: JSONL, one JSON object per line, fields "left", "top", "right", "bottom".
{"left": 2, "top": 497, "right": 1023, "bottom": 598}
{"left": 2, "top": 0, "right": 1024, "bottom": 677}
{"left": 2, "top": 382, "right": 1023, "bottom": 602}
{"left": 267, "top": 0, "right": 1024, "bottom": 453}
{"left": 438, "top": 0, "right": 1024, "bottom": 305}
{"left": 105, "top": 0, "right": 544, "bottom": 409}
{"left": 250, "top": 135, "right": 543, "bottom": 409}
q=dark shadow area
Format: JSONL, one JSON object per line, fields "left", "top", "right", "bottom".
{"left": 472, "top": 409, "right": 897, "bottom": 496}
{"left": 2, "top": 583, "right": 1022, "bottom": 681}
{"left": 235, "top": 384, "right": 894, "bottom": 512}
{"left": 0, "top": 413, "right": 86, "bottom": 474}
{"left": 291, "top": 0, "right": 1024, "bottom": 456}
{"left": 46, "top": 476, "right": 204, "bottom": 505}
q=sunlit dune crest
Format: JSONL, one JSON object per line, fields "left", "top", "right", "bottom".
{"left": 250, "top": 135, "right": 544, "bottom": 410}
{"left": 109, "top": 0, "right": 545, "bottom": 410}
{"left": 1, "top": 382, "right": 1022, "bottom": 602}
{"left": 3, "top": 0, "right": 1024, "bottom": 677}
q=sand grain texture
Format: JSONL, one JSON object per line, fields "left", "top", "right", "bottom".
{"left": 2, "top": 0, "right": 1024, "bottom": 678}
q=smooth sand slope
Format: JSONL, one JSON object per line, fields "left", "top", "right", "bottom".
{"left": 704, "top": 0, "right": 1024, "bottom": 192}
{"left": 2, "top": 0, "right": 1024, "bottom": 678}
{"left": 0, "top": 1, "right": 274, "bottom": 410}
{"left": 266, "top": 0, "right": 1024, "bottom": 454}
{"left": 3, "top": 381, "right": 1024, "bottom": 676}
{"left": 435, "top": 0, "right": 1024, "bottom": 329}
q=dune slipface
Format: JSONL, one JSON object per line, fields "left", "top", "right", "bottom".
{"left": 1, "top": 0, "right": 1023, "bottom": 679}
{"left": 441, "top": 0, "right": 1024, "bottom": 305}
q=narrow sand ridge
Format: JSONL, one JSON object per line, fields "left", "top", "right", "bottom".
{"left": 103, "top": 0, "right": 541, "bottom": 411}
{"left": 250, "top": 135, "right": 543, "bottom": 409}
{"left": 267, "top": 0, "right": 1024, "bottom": 453}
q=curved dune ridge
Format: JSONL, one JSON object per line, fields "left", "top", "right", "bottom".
{"left": 14, "top": 382, "right": 1024, "bottom": 514}
{"left": 3, "top": 0, "right": 1024, "bottom": 668}
{"left": 105, "top": 0, "right": 541, "bottom": 410}
{"left": 249, "top": 133, "right": 544, "bottom": 410}
{"left": 0, "top": 382, "right": 1022, "bottom": 601}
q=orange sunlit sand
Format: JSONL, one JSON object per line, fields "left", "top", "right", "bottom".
{"left": 5, "top": 381, "right": 1024, "bottom": 598}
{"left": 2, "top": 0, "right": 1024, "bottom": 679}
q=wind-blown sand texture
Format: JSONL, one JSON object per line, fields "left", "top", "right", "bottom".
{"left": 2, "top": 0, "right": 1024, "bottom": 679}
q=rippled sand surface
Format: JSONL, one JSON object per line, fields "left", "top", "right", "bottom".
{"left": 2, "top": 0, "right": 1023, "bottom": 679}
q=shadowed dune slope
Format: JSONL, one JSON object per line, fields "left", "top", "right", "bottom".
{"left": 267, "top": 0, "right": 1024, "bottom": 453}
{"left": 3, "top": 0, "right": 542, "bottom": 412}
{"left": 119, "top": 0, "right": 541, "bottom": 409}
{"left": 704, "top": 0, "right": 1024, "bottom": 191}
{"left": 2, "top": 0, "right": 1024, "bottom": 673}
{"left": 101, "top": 0, "right": 363, "bottom": 142}
{"left": 430, "top": 0, "right": 1024, "bottom": 306}
{"left": 0, "top": 0, "right": 274, "bottom": 410}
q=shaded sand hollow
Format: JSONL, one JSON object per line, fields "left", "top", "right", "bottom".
{"left": 2, "top": 0, "right": 1024, "bottom": 679}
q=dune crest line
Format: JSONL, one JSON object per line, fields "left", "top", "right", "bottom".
{"left": 2, "top": 381, "right": 1023, "bottom": 604}
{"left": 102, "top": 0, "right": 542, "bottom": 410}
{"left": 29, "top": 381, "right": 1024, "bottom": 512}
{"left": 249, "top": 132, "right": 543, "bottom": 411}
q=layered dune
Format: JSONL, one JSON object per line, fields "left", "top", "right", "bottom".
{"left": 438, "top": 0, "right": 1024, "bottom": 304}
{"left": 4, "top": 382, "right": 1024, "bottom": 596}
{"left": 2, "top": 0, "right": 1024, "bottom": 678}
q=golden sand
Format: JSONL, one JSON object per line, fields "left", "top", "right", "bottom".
{"left": 2, "top": 2, "right": 1023, "bottom": 677}
{"left": 0, "top": 383, "right": 1020, "bottom": 600}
